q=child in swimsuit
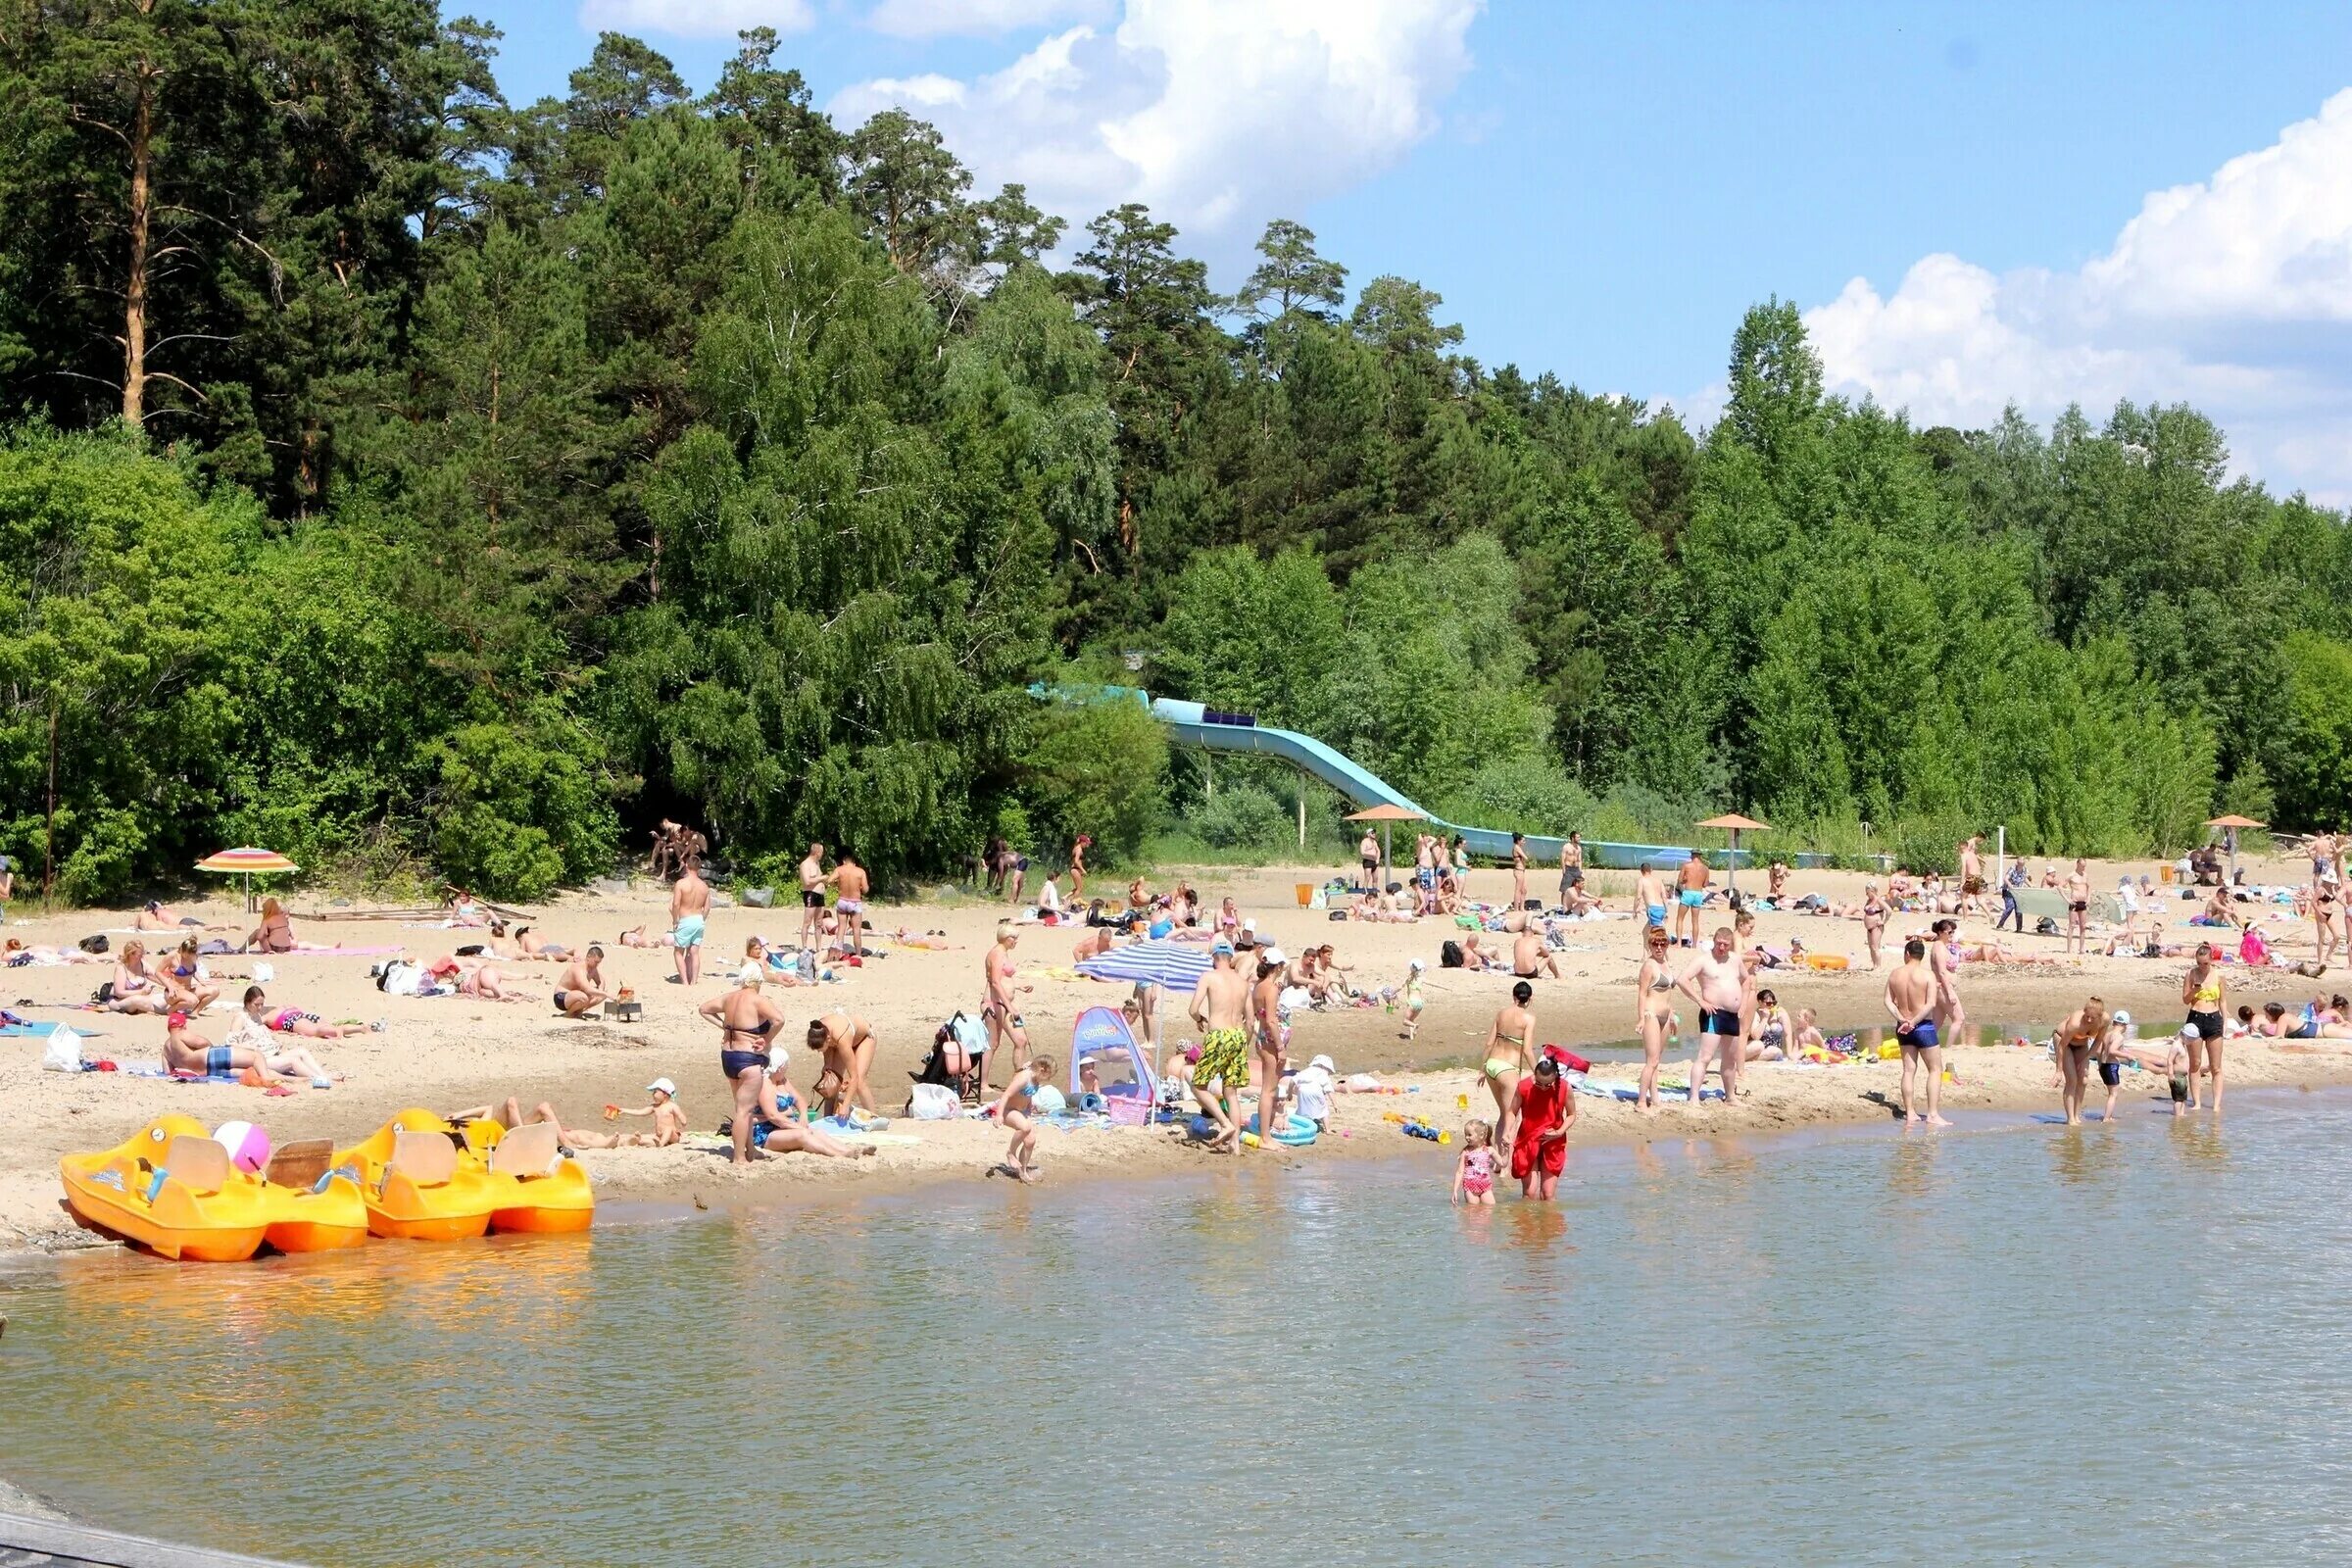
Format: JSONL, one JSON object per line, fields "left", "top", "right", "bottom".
{"left": 992, "top": 1054, "right": 1055, "bottom": 1185}
{"left": 1452, "top": 1118, "right": 1499, "bottom": 1206}
{"left": 1398, "top": 956, "right": 1426, "bottom": 1042}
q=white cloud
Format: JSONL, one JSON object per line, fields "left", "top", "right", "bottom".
{"left": 831, "top": 0, "right": 1483, "bottom": 262}
{"left": 579, "top": 0, "right": 814, "bottom": 38}
{"left": 865, "top": 0, "right": 1110, "bottom": 39}
{"left": 1804, "top": 89, "right": 2352, "bottom": 505}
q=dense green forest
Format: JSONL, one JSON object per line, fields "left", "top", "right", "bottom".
{"left": 2, "top": 7, "right": 2344, "bottom": 903}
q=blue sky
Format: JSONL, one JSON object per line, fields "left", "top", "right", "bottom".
{"left": 466, "top": 0, "right": 2352, "bottom": 501}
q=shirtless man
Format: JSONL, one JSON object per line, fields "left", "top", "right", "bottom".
{"left": 703, "top": 968, "right": 789, "bottom": 1162}
{"left": 1636, "top": 861, "right": 1668, "bottom": 933}
{"left": 982, "top": 924, "right": 1031, "bottom": 1088}
{"left": 162, "top": 1011, "right": 279, "bottom": 1081}
{"left": 805, "top": 1010, "right": 879, "bottom": 1117}
{"left": 670, "top": 858, "right": 710, "bottom": 985}
{"left": 797, "top": 843, "right": 829, "bottom": 954}
{"left": 650, "top": 819, "right": 682, "bottom": 881}
{"left": 1511, "top": 926, "right": 1562, "bottom": 980}
{"left": 1678, "top": 927, "right": 1748, "bottom": 1104}
{"left": 1414, "top": 834, "right": 1437, "bottom": 911}
{"left": 1250, "top": 947, "right": 1289, "bottom": 1152}
{"left": 1510, "top": 832, "right": 1529, "bottom": 909}
{"left": 1186, "top": 941, "right": 1250, "bottom": 1152}
{"left": 1928, "top": 918, "right": 1967, "bottom": 1054}
{"left": 1559, "top": 832, "right": 1585, "bottom": 907}
{"left": 552, "top": 946, "right": 611, "bottom": 1019}
{"left": 2062, "top": 857, "right": 2090, "bottom": 956}
{"left": 2050, "top": 997, "right": 2109, "bottom": 1127}
{"left": 1673, "top": 855, "right": 1712, "bottom": 949}
{"left": 829, "top": 851, "right": 870, "bottom": 959}
{"left": 1885, "top": 938, "right": 1950, "bottom": 1127}
{"left": 1958, "top": 836, "right": 1984, "bottom": 903}
{"left": 1359, "top": 829, "right": 1381, "bottom": 889}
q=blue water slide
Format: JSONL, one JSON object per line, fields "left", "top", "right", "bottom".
{"left": 1036, "top": 682, "right": 1699, "bottom": 870}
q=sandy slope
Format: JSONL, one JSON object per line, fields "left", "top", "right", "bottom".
{"left": 4, "top": 854, "right": 2342, "bottom": 1251}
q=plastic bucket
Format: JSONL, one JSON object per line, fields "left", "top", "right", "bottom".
{"left": 2158, "top": 864, "right": 2176, "bottom": 884}
{"left": 1295, "top": 883, "right": 1314, "bottom": 906}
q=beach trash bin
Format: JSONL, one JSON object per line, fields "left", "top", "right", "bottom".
{"left": 2158, "top": 864, "right": 2175, "bottom": 884}
{"left": 1295, "top": 882, "right": 1313, "bottom": 907}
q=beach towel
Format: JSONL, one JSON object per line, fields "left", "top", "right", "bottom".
{"left": 0, "top": 1022, "right": 99, "bottom": 1037}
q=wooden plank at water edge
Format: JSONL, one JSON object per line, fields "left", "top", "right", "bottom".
{"left": 0, "top": 1510, "right": 310, "bottom": 1568}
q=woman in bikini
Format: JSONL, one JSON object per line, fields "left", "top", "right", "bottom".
{"left": 157, "top": 938, "right": 221, "bottom": 1014}
{"left": 2317, "top": 873, "right": 2341, "bottom": 969}
{"left": 1635, "top": 924, "right": 1677, "bottom": 1108}
{"left": 1859, "top": 881, "right": 1886, "bottom": 969}
{"left": 243, "top": 897, "right": 297, "bottom": 955}
{"left": 1483, "top": 980, "right": 1537, "bottom": 1152}
{"left": 2181, "top": 942, "right": 2229, "bottom": 1111}
{"left": 105, "top": 941, "right": 167, "bottom": 1014}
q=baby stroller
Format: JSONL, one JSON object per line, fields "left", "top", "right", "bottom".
{"left": 911, "top": 1011, "right": 989, "bottom": 1104}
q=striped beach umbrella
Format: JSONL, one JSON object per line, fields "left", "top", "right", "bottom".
{"left": 194, "top": 847, "right": 300, "bottom": 912}
{"left": 1075, "top": 938, "right": 1213, "bottom": 991}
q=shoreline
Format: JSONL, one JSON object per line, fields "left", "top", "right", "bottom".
{"left": 6, "top": 858, "right": 2343, "bottom": 1261}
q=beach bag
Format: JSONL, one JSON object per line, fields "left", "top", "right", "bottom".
{"left": 42, "top": 1023, "right": 81, "bottom": 1072}
{"left": 77, "top": 934, "right": 108, "bottom": 955}
{"left": 906, "top": 1082, "right": 959, "bottom": 1120}
{"left": 2034, "top": 916, "right": 2058, "bottom": 936}
{"left": 91, "top": 981, "right": 115, "bottom": 1004}
{"left": 1441, "top": 940, "right": 1464, "bottom": 969}
{"left": 1541, "top": 1045, "right": 1592, "bottom": 1075}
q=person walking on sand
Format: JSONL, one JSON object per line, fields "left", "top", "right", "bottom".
{"left": 796, "top": 843, "right": 829, "bottom": 954}
{"left": 1959, "top": 835, "right": 1983, "bottom": 901}
{"left": 1398, "top": 956, "right": 1427, "bottom": 1041}
{"left": 1996, "top": 858, "right": 2027, "bottom": 935}
{"left": 1560, "top": 832, "right": 1585, "bottom": 907}
{"left": 1679, "top": 927, "right": 1747, "bottom": 1104}
{"left": 2181, "top": 942, "right": 2229, "bottom": 1111}
{"left": 1187, "top": 940, "right": 1250, "bottom": 1152}
{"left": 1359, "top": 828, "right": 1381, "bottom": 889}
{"left": 1482, "top": 980, "right": 1538, "bottom": 1152}
{"left": 2063, "top": 857, "right": 2091, "bottom": 956}
{"left": 1511, "top": 1055, "right": 1577, "bottom": 1200}
{"left": 1673, "top": 855, "right": 1711, "bottom": 949}
{"left": 669, "top": 860, "right": 710, "bottom": 986}
{"left": 552, "top": 946, "right": 611, "bottom": 1018}
{"left": 1637, "top": 860, "right": 1668, "bottom": 932}
{"left": 1068, "top": 834, "right": 1091, "bottom": 902}
{"left": 982, "top": 924, "right": 1031, "bottom": 1088}
{"left": 1885, "top": 939, "right": 1950, "bottom": 1127}
{"left": 1929, "top": 918, "right": 1968, "bottom": 1054}
{"left": 828, "top": 851, "right": 870, "bottom": 959}
{"left": 2050, "top": 998, "right": 2109, "bottom": 1127}
{"left": 1250, "top": 946, "right": 1289, "bottom": 1152}
{"left": 1859, "top": 880, "right": 1887, "bottom": 968}
{"left": 1510, "top": 832, "right": 1529, "bottom": 909}
{"left": 1634, "top": 924, "right": 1676, "bottom": 1109}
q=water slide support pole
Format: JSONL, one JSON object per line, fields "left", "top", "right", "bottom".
{"left": 1297, "top": 768, "right": 1306, "bottom": 851}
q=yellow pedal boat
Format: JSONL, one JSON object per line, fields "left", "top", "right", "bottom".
{"left": 60, "top": 1116, "right": 367, "bottom": 1261}
{"left": 333, "top": 1110, "right": 498, "bottom": 1241}
{"left": 455, "top": 1118, "right": 596, "bottom": 1235}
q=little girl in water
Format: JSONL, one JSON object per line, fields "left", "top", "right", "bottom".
{"left": 1451, "top": 1118, "right": 1499, "bottom": 1205}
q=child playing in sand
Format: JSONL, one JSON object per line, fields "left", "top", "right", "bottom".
{"left": 1452, "top": 1119, "right": 1499, "bottom": 1206}
{"left": 992, "top": 1054, "right": 1055, "bottom": 1184}
{"left": 587, "top": 1079, "right": 688, "bottom": 1148}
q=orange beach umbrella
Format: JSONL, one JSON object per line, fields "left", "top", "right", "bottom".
{"left": 1344, "top": 804, "right": 1425, "bottom": 881}
{"left": 195, "top": 847, "right": 299, "bottom": 912}
{"left": 2204, "top": 814, "right": 2266, "bottom": 879}
{"left": 1696, "top": 813, "right": 1772, "bottom": 892}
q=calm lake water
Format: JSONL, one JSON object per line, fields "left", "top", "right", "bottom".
{"left": 6, "top": 1093, "right": 2352, "bottom": 1566}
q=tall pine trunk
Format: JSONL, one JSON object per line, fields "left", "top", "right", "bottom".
{"left": 119, "top": 3, "right": 157, "bottom": 427}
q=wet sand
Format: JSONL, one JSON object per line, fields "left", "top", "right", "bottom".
{"left": 5, "top": 855, "right": 2342, "bottom": 1252}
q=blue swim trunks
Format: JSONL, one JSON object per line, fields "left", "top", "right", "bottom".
{"left": 1645, "top": 905, "right": 1667, "bottom": 927}
{"left": 206, "top": 1045, "right": 233, "bottom": 1074}
{"left": 1678, "top": 889, "right": 1705, "bottom": 908}
{"left": 674, "top": 913, "right": 707, "bottom": 949}
{"left": 1897, "top": 1021, "right": 1939, "bottom": 1052}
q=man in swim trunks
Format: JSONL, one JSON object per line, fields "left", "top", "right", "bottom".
{"left": 982, "top": 923, "right": 1031, "bottom": 1090}
{"left": 670, "top": 858, "right": 710, "bottom": 985}
{"left": 1885, "top": 938, "right": 1949, "bottom": 1126}
{"left": 828, "top": 850, "right": 870, "bottom": 960}
{"left": 704, "top": 966, "right": 789, "bottom": 1161}
{"left": 798, "top": 842, "right": 829, "bottom": 954}
{"left": 1511, "top": 926, "right": 1561, "bottom": 980}
{"left": 2062, "top": 857, "right": 2090, "bottom": 956}
{"left": 161, "top": 1011, "right": 276, "bottom": 1081}
{"left": 1186, "top": 940, "right": 1250, "bottom": 1152}
{"left": 552, "top": 946, "right": 610, "bottom": 1018}
{"left": 1678, "top": 927, "right": 1748, "bottom": 1104}
{"left": 1359, "top": 829, "right": 1381, "bottom": 888}
{"left": 1559, "top": 832, "right": 1585, "bottom": 905}
{"left": 1636, "top": 861, "right": 1668, "bottom": 932}
{"left": 1674, "top": 855, "right": 1711, "bottom": 949}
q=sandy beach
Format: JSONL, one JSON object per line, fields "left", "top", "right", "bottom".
{"left": 6, "top": 854, "right": 2346, "bottom": 1254}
